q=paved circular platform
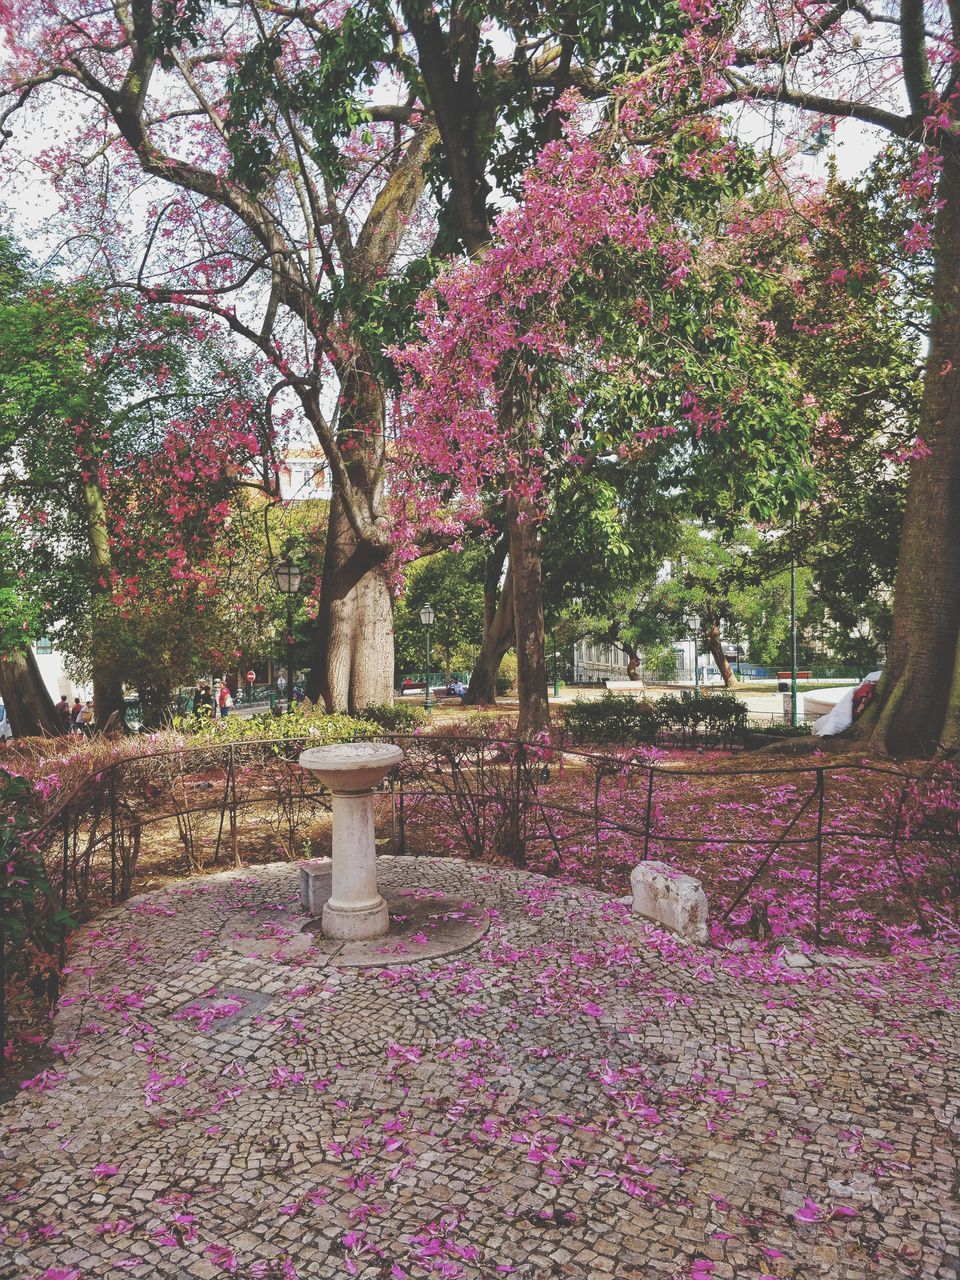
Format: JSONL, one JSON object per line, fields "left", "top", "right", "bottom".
{"left": 224, "top": 880, "right": 490, "bottom": 968}
{"left": 1, "top": 857, "right": 957, "bottom": 1279}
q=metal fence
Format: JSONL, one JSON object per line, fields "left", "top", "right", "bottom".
{"left": 3, "top": 734, "right": 958, "bottom": 1076}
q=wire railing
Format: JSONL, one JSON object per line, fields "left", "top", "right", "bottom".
{"left": 3, "top": 734, "right": 958, "bottom": 1076}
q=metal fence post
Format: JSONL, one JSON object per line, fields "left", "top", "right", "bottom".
{"left": 398, "top": 774, "right": 406, "bottom": 857}
{"left": 814, "top": 767, "right": 825, "bottom": 946}
{"left": 229, "top": 745, "right": 239, "bottom": 868}
{"left": 59, "top": 809, "right": 69, "bottom": 971}
{"left": 593, "top": 764, "right": 602, "bottom": 858}
{"left": 0, "top": 854, "right": 6, "bottom": 1079}
{"left": 642, "top": 767, "right": 656, "bottom": 862}
{"left": 109, "top": 771, "right": 117, "bottom": 906}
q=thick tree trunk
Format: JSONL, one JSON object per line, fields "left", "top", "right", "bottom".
{"left": 0, "top": 648, "right": 58, "bottom": 737}
{"left": 508, "top": 493, "right": 550, "bottom": 738}
{"left": 465, "top": 565, "right": 514, "bottom": 705}
{"left": 862, "top": 149, "right": 960, "bottom": 755}
{"left": 306, "top": 361, "right": 396, "bottom": 714}
{"left": 705, "top": 626, "right": 737, "bottom": 687}
{"left": 310, "top": 490, "right": 394, "bottom": 713}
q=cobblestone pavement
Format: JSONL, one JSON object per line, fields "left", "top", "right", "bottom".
{"left": 1, "top": 857, "right": 957, "bottom": 1280}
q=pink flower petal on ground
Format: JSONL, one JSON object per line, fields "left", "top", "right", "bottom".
{"left": 205, "top": 1243, "right": 239, "bottom": 1272}
{"left": 794, "top": 1197, "right": 823, "bottom": 1222}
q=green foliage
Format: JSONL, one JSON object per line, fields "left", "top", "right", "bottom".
{"left": 655, "top": 692, "right": 749, "bottom": 744}
{"left": 496, "top": 652, "right": 517, "bottom": 693}
{"left": 174, "top": 705, "right": 381, "bottom": 745}
{"left": 358, "top": 702, "right": 428, "bottom": 732}
{"left": 0, "top": 531, "right": 39, "bottom": 659}
{"left": 643, "top": 645, "right": 678, "bottom": 681}
{"left": 745, "top": 150, "right": 924, "bottom": 636}
{"left": 395, "top": 550, "right": 486, "bottom": 678}
{"left": 563, "top": 694, "right": 661, "bottom": 747}
{"left": 563, "top": 691, "right": 748, "bottom": 748}
{"left": 225, "top": 6, "right": 388, "bottom": 191}
{"left": 747, "top": 722, "right": 812, "bottom": 739}
{"left": 0, "top": 231, "right": 279, "bottom": 699}
{"left": 0, "top": 769, "right": 62, "bottom": 949}
{"left": 150, "top": 0, "right": 210, "bottom": 66}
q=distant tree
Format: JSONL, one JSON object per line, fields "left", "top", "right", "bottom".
{"left": 0, "top": 235, "right": 266, "bottom": 729}
{"left": 394, "top": 550, "right": 486, "bottom": 683}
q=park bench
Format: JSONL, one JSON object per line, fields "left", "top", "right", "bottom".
{"left": 604, "top": 679, "right": 646, "bottom": 694}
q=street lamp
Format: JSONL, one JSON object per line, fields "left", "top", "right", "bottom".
{"left": 274, "top": 557, "right": 302, "bottom": 711}
{"left": 420, "top": 603, "right": 435, "bottom": 711}
{"left": 789, "top": 515, "right": 798, "bottom": 728}
{"left": 685, "top": 614, "right": 701, "bottom": 697}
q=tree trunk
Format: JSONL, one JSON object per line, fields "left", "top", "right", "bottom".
{"left": 0, "top": 647, "right": 58, "bottom": 737}
{"left": 306, "top": 359, "right": 396, "bottom": 714}
{"left": 625, "top": 646, "right": 642, "bottom": 681}
{"left": 862, "top": 149, "right": 960, "bottom": 755}
{"left": 508, "top": 493, "right": 550, "bottom": 738}
{"left": 465, "top": 565, "right": 514, "bottom": 705}
{"left": 705, "top": 626, "right": 737, "bottom": 687}
{"left": 309, "top": 490, "right": 394, "bottom": 713}
{"left": 137, "top": 683, "right": 173, "bottom": 730}
{"left": 82, "top": 476, "right": 126, "bottom": 727}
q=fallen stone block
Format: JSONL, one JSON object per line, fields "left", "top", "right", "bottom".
{"left": 299, "top": 857, "right": 332, "bottom": 915}
{"left": 630, "top": 861, "right": 709, "bottom": 944}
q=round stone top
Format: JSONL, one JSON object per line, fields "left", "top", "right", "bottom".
{"left": 299, "top": 742, "right": 403, "bottom": 790}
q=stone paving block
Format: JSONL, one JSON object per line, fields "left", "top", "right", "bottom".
{"left": 0, "top": 856, "right": 954, "bottom": 1280}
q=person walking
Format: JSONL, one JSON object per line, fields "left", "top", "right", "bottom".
{"left": 218, "top": 681, "right": 233, "bottom": 719}
{"left": 54, "top": 695, "right": 71, "bottom": 736}
{"left": 70, "top": 697, "right": 83, "bottom": 733}
{"left": 79, "top": 701, "right": 95, "bottom": 736}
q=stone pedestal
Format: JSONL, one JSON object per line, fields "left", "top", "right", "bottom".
{"left": 300, "top": 858, "right": 332, "bottom": 915}
{"left": 298, "top": 743, "right": 403, "bottom": 940}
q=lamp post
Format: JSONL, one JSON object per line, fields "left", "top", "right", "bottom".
{"left": 274, "top": 557, "right": 302, "bottom": 711}
{"left": 551, "top": 631, "right": 560, "bottom": 698}
{"left": 685, "top": 614, "right": 701, "bottom": 697}
{"left": 420, "top": 603, "right": 435, "bottom": 710}
{"left": 790, "top": 515, "right": 798, "bottom": 728}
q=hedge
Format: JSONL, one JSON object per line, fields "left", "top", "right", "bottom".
{"left": 563, "top": 692, "right": 748, "bottom": 749}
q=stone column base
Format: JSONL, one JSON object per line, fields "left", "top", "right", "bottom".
{"left": 321, "top": 895, "right": 390, "bottom": 940}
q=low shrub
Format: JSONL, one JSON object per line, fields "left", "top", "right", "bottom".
{"left": 563, "top": 694, "right": 661, "bottom": 747}
{"left": 562, "top": 691, "right": 748, "bottom": 749}
{"left": 359, "top": 702, "right": 428, "bottom": 732}
{"left": 746, "top": 722, "right": 813, "bottom": 738}
{"left": 173, "top": 705, "right": 380, "bottom": 745}
{"left": 655, "top": 692, "right": 749, "bottom": 747}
